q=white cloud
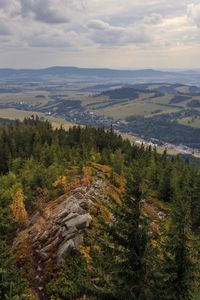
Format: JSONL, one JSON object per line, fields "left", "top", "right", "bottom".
{"left": 0, "top": 0, "right": 200, "bottom": 68}
{"left": 188, "top": 3, "right": 200, "bottom": 27}
{"left": 88, "top": 20, "right": 153, "bottom": 46}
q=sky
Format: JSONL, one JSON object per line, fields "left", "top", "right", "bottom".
{"left": 0, "top": 0, "right": 200, "bottom": 69}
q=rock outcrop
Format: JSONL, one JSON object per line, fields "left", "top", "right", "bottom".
{"left": 12, "top": 179, "right": 107, "bottom": 299}
{"left": 19, "top": 180, "right": 105, "bottom": 266}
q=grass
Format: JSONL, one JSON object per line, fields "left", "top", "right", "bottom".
{"left": 95, "top": 101, "right": 180, "bottom": 120}
{"left": 150, "top": 94, "right": 173, "bottom": 105}
{"left": 0, "top": 108, "right": 44, "bottom": 119}
{"left": 178, "top": 117, "right": 200, "bottom": 128}
{"left": 0, "top": 91, "right": 50, "bottom": 105}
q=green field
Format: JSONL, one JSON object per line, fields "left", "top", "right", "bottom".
{"left": 94, "top": 101, "right": 180, "bottom": 120}
{"left": 0, "top": 91, "right": 50, "bottom": 105}
{"left": 178, "top": 116, "right": 200, "bottom": 128}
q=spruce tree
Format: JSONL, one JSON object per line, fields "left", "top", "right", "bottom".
{"left": 109, "top": 162, "right": 148, "bottom": 300}
{"left": 161, "top": 168, "right": 195, "bottom": 300}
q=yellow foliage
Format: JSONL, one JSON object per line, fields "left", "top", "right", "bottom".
{"left": 82, "top": 166, "right": 92, "bottom": 186}
{"left": 53, "top": 175, "right": 81, "bottom": 193}
{"left": 80, "top": 246, "right": 92, "bottom": 264}
{"left": 52, "top": 176, "right": 68, "bottom": 188}
{"left": 92, "top": 163, "right": 112, "bottom": 174}
{"left": 23, "top": 288, "right": 39, "bottom": 300}
{"left": 9, "top": 188, "right": 28, "bottom": 225}
{"left": 50, "top": 296, "right": 62, "bottom": 300}
{"left": 151, "top": 239, "right": 158, "bottom": 249}
{"left": 107, "top": 185, "right": 122, "bottom": 205}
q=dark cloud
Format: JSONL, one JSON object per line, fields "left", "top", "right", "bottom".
{"left": 19, "top": 0, "right": 70, "bottom": 24}
{"left": 0, "top": 22, "right": 12, "bottom": 35}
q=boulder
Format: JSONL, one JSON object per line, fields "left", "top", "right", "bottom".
{"left": 73, "top": 187, "right": 85, "bottom": 194}
{"left": 73, "top": 192, "right": 84, "bottom": 200}
{"left": 39, "top": 251, "right": 49, "bottom": 261}
{"left": 40, "top": 236, "right": 60, "bottom": 253}
{"left": 79, "top": 201, "right": 89, "bottom": 210}
{"left": 73, "top": 234, "right": 83, "bottom": 250}
{"left": 57, "top": 239, "right": 75, "bottom": 265}
{"left": 62, "top": 212, "right": 79, "bottom": 223}
{"left": 38, "top": 231, "right": 49, "bottom": 243}
{"left": 61, "top": 226, "right": 78, "bottom": 240}
{"left": 56, "top": 209, "right": 69, "bottom": 221}
{"left": 66, "top": 202, "right": 86, "bottom": 215}
{"left": 65, "top": 213, "right": 92, "bottom": 230}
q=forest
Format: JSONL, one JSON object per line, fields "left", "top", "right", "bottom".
{"left": 0, "top": 117, "right": 200, "bottom": 300}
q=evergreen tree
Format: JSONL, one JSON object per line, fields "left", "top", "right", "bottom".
{"left": 108, "top": 162, "right": 148, "bottom": 300}
{"left": 161, "top": 168, "right": 195, "bottom": 300}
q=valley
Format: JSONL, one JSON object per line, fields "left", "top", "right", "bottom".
{"left": 0, "top": 67, "right": 200, "bottom": 157}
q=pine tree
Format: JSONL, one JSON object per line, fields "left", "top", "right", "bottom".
{"left": 108, "top": 162, "right": 148, "bottom": 300}
{"left": 161, "top": 168, "right": 196, "bottom": 300}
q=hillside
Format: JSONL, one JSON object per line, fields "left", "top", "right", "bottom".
{"left": 0, "top": 79, "right": 200, "bottom": 146}
{"left": 0, "top": 118, "right": 200, "bottom": 299}
{"left": 0, "top": 72, "right": 200, "bottom": 151}
{"left": 0, "top": 67, "right": 179, "bottom": 82}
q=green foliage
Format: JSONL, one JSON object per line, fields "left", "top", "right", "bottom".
{"left": 101, "top": 163, "right": 149, "bottom": 299}
{"left": 0, "top": 118, "right": 200, "bottom": 300}
{"left": 0, "top": 240, "right": 28, "bottom": 300}
{"left": 47, "top": 254, "right": 93, "bottom": 299}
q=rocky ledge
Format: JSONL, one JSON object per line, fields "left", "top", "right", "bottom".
{"left": 16, "top": 179, "right": 106, "bottom": 266}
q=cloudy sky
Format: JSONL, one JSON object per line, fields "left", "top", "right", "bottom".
{"left": 0, "top": 0, "right": 200, "bottom": 69}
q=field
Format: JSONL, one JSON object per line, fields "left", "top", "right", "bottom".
{"left": 0, "top": 81, "right": 200, "bottom": 151}
{"left": 0, "top": 108, "right": 74, "bottom": 129}
{"left": 94, "top": 101, "right": 180, "bottom": 120}
{"left": 0, "top": 91, "right": 50, "bottom": 105}
{"left": 178, "top": 117, "right": 200, "bottom": 128}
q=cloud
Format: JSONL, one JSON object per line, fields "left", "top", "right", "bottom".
{"left": 19, "top": 0, "right": 71, "bottom": 24}
{"left": 0, "top": 0, "right": 200, "bottom": 68}
{"left": 188, "top": 3, "right": 200, "bottom": 27}
{"left": 87, "top": 20, "right": 153, "bottom": 46}
{"left": 27, "top": 32, "right": 79, "bottom": 48}
{"left": 0, "top": 0, "right": 20, "bottom": 16}
{"left": 0, "top": 22, "right": 13, "bottom": 35}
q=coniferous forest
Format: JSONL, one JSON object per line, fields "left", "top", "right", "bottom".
{"left": 0, "top": 117, "right": 200, "bottom": 300}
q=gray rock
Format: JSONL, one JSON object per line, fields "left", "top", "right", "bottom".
{"left": 65, "top": 213, "right": 92, "bottom": 230}
{"left": 61, "top": 226, "right": 78, "bottom": 240}
{"left": 79, "top": 201, "right": 89, "bottom": 210}
{"left": 73, "top": 192, "right": 84, "bottom": 200}
{"left": 73, "top": 234, "right": 83, "bottom": 250}
{"left": 37, "top": 265, "right": 42, "bottom": 272}
{"left": 30, "top": 211, "right": 40, "bottom": 225}
{"left": 39, "top": 251, "right": 49, "bottom": 261}
{"left": 57, "top": 239, "right": 75, "bottom": 264}
{"left": 40, "top": 236, "right": 60, "bottom": 253}
{"left": 57, "top": 209, "right": 69, "bottom": 220}
{"left": 38, "top": 231, "right": 49, "bottom": 243}
{"left": 32, "top": 233, "right": 41, "bottom": 243}
{"left": 73, "top": 187, "right": 85, "bottom": 194}
{"left": 62, "top": 212, "right": 79, "bottom": 223}
{"left": 55, "top": 227, "right": 62, "bottom": 238}
{"left": 66, "top": 202, "right": 86, "bottom": 215}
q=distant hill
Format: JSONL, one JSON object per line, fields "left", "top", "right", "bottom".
{"left": 0, "top": 66, "right": 181, "bottom": 82}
